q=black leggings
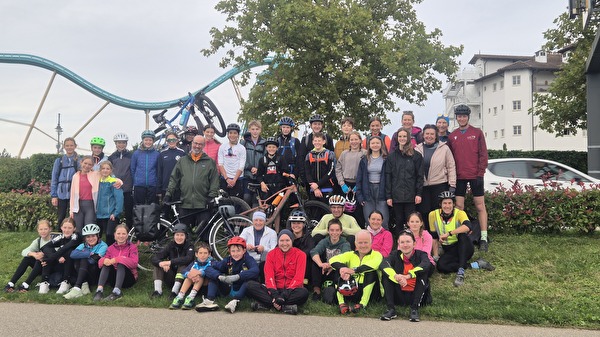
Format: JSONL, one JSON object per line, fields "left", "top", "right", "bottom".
{"left": 436, "top": 233, "right": 474, "bottom": 273}
{"left": 382, "top": 271, "right": 430, "bottom": 310}
{"left": 98, "top": 264, "right": 136, "bottom": 289}
{"left": 246, "top": 280, "right": 309, "bottom": 307}
{"left": 73, "top": 259, "right": 100, "bottom": 288}
{"left": 57, "top": 198, "right": 70, "bottom": 227}
{"left": 9, "top": 256, "right": 42, "bottom": 286}
{"left": 96, "top": 218, "right": 118, "bottom": 246}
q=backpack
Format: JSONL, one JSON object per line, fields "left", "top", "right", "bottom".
{"left": 133, "top": 203, "right": 162, "bottom": 241}
{"left": 278, "top": 136, "right": 297, "bottom": 158}
{"left": 308, "top": 150, "right": 331, "bottom": 165}
{"left": 57, "top": 156, "right": 78, "bottom": 185}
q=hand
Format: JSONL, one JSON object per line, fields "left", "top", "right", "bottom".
{"left": 251, "top": 167, "right": 258, "bottom": 175}
{"left": 448, "top": 186, "right": 456, "bottom": 194}
{"left": 415, "top": 196, "right": 422, "bottom": 204}
{"left": 110, "top": 214, "right": 116, "bottom": 221}
{"left": 309, "top": 182, "right": 319, "bottom": 191}
{"left": 439, "top": 232, "right": 449, "bottom": 243}
{"left": 90, "top": 253, "right": 101, "bottom": 262}
{"left": 58, "top": 257, "right": 65, "bottom": 264}
{"left": 256, "top": 245, "right": 264, "bottom": 253}
{"left": 162, "top": 194, "right": 171, "bottom": 205}
{"left": 113, "top": 179, "right": 123, "bottom": 189}
{"left": 218, "top": 275, "right": 228, "bottom": 283}
{"left": 191, "top": 275, "right": 201, "bottom": 283}
{"left": 246, "top": 243, "right": 255, "bottom": 251}
{"left": 314, "top": 189, "right": 323, "bottom": 198}
{"left": 288, "top": 174, "right": 295, "bottom": 179}
{"left": 340, "top": 267, "right": 354, "bottom": 280}
{"left": 261, "top": 182, "right": 269, "bottom": 193}
{"left": 187, "top": 269, "right": 201, "bottom": 280}
{"left": 224, "top": 275, "right": 240, "bottom": 285}
{"left": 341, "top": 184, "right": 349, "bottom": 193}
{"left": 103, "top": 258, "right": 113, "bottom": 266}
{"left": 51, "top": 197, "right": 58, "bottom": 207}
{"left": 386, "top": 199, "right": 393, "bottom": 207}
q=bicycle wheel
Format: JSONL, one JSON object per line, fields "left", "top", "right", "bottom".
{"left": 128, "top": 219, "right": 174, "bottom": 271}
{"left": 303, "top": 200, "right": 331, "bottom": 231}
{"left": 194, "top": 93, "right": 226, "bottom": 137}
{"left": 208, "top": 215, "right": 252, "bottom": 260}
{"left": 228, "top": 196, "right": 251, "bottom": 214}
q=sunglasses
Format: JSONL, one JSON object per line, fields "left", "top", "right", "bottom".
{"left": 166, "top": 138, "right": 178, "bottom": 143}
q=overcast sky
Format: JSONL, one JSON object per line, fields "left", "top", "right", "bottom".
{"left": 0, "top": 0, "right": 568, "bottom": 157}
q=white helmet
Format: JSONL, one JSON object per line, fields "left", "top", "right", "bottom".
{"left": 113, "top": 132, "right": 129, "bottom": 142}
{"left": 82, "top": 224, "right": 101, "bottom": 236}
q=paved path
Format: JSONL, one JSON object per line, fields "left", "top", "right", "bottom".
{"left": 0, "top": 302, "right": 596, "bottom": 337}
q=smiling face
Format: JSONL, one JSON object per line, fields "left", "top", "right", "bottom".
{"left": 61, "top": 221, "right": 75, "bottom": 237}
{"left": 227, "top": 130, "right": 239, "bottom": 144}
{"left": 63, "top": 140, "right": 76, "bottom": 155}
{"left": 423, "top": 128, "right": 436, "bottom": 145}
{"left": 441, "top": 199, "right": 454, "bottom": 214}
{"left": 80, "top": 158, "right": 93, "bottom": 174}
{"left": 100, "top": 163, "right": 112, "bottom": 178}
{"left": 330, "top": 205, "right": 344, "bottom": 218}
{"left": 166, "top": 135, "right": 179, "bottom": 149}
{"left": 115, "top": 140, "right": 127, "bottom": 151}
{"left": 328, "top": 223, "right": 342, "bottom": 241}
{"left": 253, "top": 218, "right": 266, "bottom": 231}
{"left": 91, "top": 145, "right": 103, "bottom": 156}
{"left": 37, "top": 222, "right": 51, "bottom": 239}
{"left": 456, "top": 114, "right": 469, "bottom": 128}
{"left": 312, "top": 136, "right": 325, "bottom": 150}
{"left": 278, "top": 234, "right": 293, "bottom": 252}
{"left": 341, "top": 121, "right": 353, "bottom": 136}
{"left": 173, "top": 232, "right": 186, "bottom": 245}
{"left": 191, "top": 135, "right": 205, "bottom": 155}
{"left": 290, "top": 221, "right": 304, "bottom": 236}
{"left": 369, "top": 137, "right": 382, "bottom": 153}
{"left": 397, "top": 129, "right": 409, "bottom": 146}
{"left": 249, "top": 125, "right": 261, "bottom": 138}
{"left": 229, "top": 245, "right": 245, "bottom": 261}
{"left": 114, "top": 226, "right": 128, "bottom": 244}
{"left": 310, "top": 121, "right": 323, "bottom": 133}
{"left": 402, "top": 114, "right": 414, "bottom": 129}
{"left": 280, "top": 125, "right": 292, "bottom": 136}
{"left": 355, "top": 231, "right": 372, "bottom": 255}
{"left": 397, "top": 233, "right": 416, "bottom": 256}
{"left": 349, "top": 134, "right": 361, "bottom": 150}
{"left": 368, "top": 212, "right": 383, "bottom": 231}
{"left": 142, "top": 137, "right": 154, "bottom": 148}
{"left": 85, "top": 234, "right": 99, "bottom": 246}
{"left": 436, "top": 118, "right": 448, "bottom": 134}
{"left": 203, "top": 127, "right": 215, "bottom": 140}
{"left": 407, "top": 214, "right": 423, "bottom": 233}
{"left": 369, "top": 120, "right": 382, "bottom": 135}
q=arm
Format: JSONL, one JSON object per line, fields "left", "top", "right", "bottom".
{"left": 21, "top": 239, "right": 40, "bottom": 257}
{"left": 355, "top": 159, "right": 365, "bottom": 203}
{"left": 310, "top": 216, "right": 329, "bottom": 237}
{"left": 354, "top": 251, "right": 383, "bottom": 274}
{"left": 165, "top": 161, "right": 182, "bottom": 198}
{"left": 113, "top": 244, "right": 139, "bottom": 269}
{"left": 380, "top": 231, "right": 393, "bottom": 258}
{"left": 113, "top": 185, "right": 124, "bottom": 217}
{"left": 335, "top": 152, "right": 345, "bottom": 186}
{"left": 238, "top": 254, "right": 260, "bottom": 281}
{"left": 169, "top": 244, "right": 195, "bottom": 266}
{"left": 70, "top": 243, "right": 91, "bottom": 259}
{"left": 288, "top": 250, "right": 307, "bottom": 288}
{"left": 414, "top": 153, "right": 424, "bottom": 197}
{"left": 445, "top": 146, "right": 457, "bottom": 187}
{"left": 50, "top": 158, "right": 60, "bottom": 198}
{"left": 342, "top": 216, "right": 361, "bottom": 236}
{"left": 477, "top": 129, "right": 489, "bottom": 177}
{"left": 208, "top": 161, "right": 220, "bottom": 198}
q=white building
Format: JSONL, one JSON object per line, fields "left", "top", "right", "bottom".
{"left": 443, "top": 52, "right": 587, "bottom": 151}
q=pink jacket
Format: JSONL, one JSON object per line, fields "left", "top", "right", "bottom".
{"left": 415, "top": 142, "right": 457, "bottom": 187}
{"left": 204, "top": 139, "right": 221, "bottom": 164}
{"left": 370, "top": 227, "right": 393, "bottom": 258}
{"left": 98, "top": 241, "right": 139, "bottom": 280}
{"left": 70, "top": 171, "right": 101, "bottom": 213}
{"left": 414, "top": 230, "right": 435, "bottom": 265}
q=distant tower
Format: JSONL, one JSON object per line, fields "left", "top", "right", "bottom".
{"left": 55, "top": 113, "right": 63, "bottom": 154}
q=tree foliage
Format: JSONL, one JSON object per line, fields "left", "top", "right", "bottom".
{"left": 532, "top": 12, "right": 599, "bottom": 135}
{"left": 203, "top": 0, "right": 462, "bottom": 137}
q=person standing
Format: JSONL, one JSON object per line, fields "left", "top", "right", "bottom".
{"left": 131, "top": 130, "right": 160, "bottom": 205}
{"left": 390, "top": 111, "right": 423, "bottom": 151}
{"left": 333, "top": 117, "right": 355, "bottom": 159}
{"left": 218, "top": 123, "right": 246, "bottom": 198}
{"left": 356, "top": 135, "right": 389, "bottom": 229}
{"left": 447, "top": 104, "right": 489, "bottom": 252}
{"left": 157, "top": 131, "right": 186, "bottom": 217}
{"left": 241, "top": 120, "right": 266, "bottom": 206}
{"left": 435, "top": 115, "right": 450, "bottom": 143}
{"left": 108, "top": 133, "right": 134, "bottom": 229}
{"left": 362, "top": 116, "right": 391, "bottom": 152}
{"left": 51, "top": 137, "right": 79, "bottom": 226}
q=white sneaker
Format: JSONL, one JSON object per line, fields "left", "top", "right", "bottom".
{"left": 81, "top": 282, "right": 90, "bottom": 295}
{"left": 63, "top": 287, "right": 83, "bottom": 299}
{"left": 194, "top": 296, "right": 219, "bottom": 312}
{"left": 38, "top": 281, "right": 50, "bottom": 294}
{"left": 224, "top": 299, "right": 239, "bottom": 313}
{"left": 56, "top": 281, "right": 71, "bottom": 294}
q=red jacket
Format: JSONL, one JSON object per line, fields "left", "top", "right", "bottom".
{"left": 264, "top": 247, "right": 306, "bottom": 290}
{"left": 448, "top": 126, "right": 488, "bottom": 179}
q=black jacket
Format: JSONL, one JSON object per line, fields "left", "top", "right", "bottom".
{"left": 385, "top": 150, "right": 424, "bottom": 203}
{"left": 151, "top": 240, "right": 194, "bottom": 268}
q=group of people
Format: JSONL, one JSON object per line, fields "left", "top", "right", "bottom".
{"left": 5, "top": 104, "right": 496, "bottom": 321}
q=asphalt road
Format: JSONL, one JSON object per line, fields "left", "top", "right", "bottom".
{"left": 0, "top": 302, "right": 596, "bottom": 337}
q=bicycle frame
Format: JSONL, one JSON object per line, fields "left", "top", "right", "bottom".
{"left": 241, "top": 181, "right": 303, "bottom": 232}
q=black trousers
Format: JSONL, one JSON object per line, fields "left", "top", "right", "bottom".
{"left": 9, "top": 256, "right": 42, "bottom": 286}
{"left": 382, "top": 272, "right": 430, "bottom": 310}
{"left": 246, "top": 280, "right": 309, "bottom": 307}
{"left": 436, "top": 233, "right": 474, "bottom": 273}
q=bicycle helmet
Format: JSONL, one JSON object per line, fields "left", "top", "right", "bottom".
{"left": 328, "top": 194, "right": 345, "bottom": 206}
{"left": 286, "top": 209, "right": 307, "bottom": 228}
{"left": 90, "top": 137, "right": 106, "bottom": 147}
{"left": 438, "top": 191, "right": 456, "bottom": 203}
{"left": 309, "top": 114, "right": 324, "bottom": 124}
{"left": 338, "top": 277, "right": 358, "bottom": 297}
{"left": 113, "top": 132, "right": 129, "bottom": 142}
{"left": 264, "top": 137, "right": 278, "bottom": 147}
{"left": 141, "top": 130, "right": 156, "bottom": 140}
{"left": 454, "top": 104, "right": 471, "bottom": 116}
{"left": 344, "top": 192, "right": 356, "bottom": 213}
{"left": 184, "top": 125, "right": 198, "bottom": 135}
{"left": 226, "top": 123, "right": 241, "bottom": 133}
{"left": 279, "top": 116, "right": 295, "bottom": 127}
{"left": 82, "top": 224, "right": 101, "bottom": 236}
{"left": 227, "top": 236, "right": 247, "bottom": 249}
{"left": 173, "top": 223, "right": 187, "bottom": 234}
{"left": 218, "top": 204, "right": 236, "bottom": 219}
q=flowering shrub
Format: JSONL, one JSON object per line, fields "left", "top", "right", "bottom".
{"left": 0, "top": 192, "right": 54, "bottom": 231}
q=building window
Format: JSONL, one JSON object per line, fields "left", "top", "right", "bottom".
{"left": 494, "top": 130, "right": 498, "bottom": 138}
{"left": 513, "top": 100, "right": 521, "bottom": 110}
{"left": 493, "top": 107, "right": 497, "bottom": 115}
{"left": 501, "top": 129, "right": 505, "bottom": 137}
{"left": 501, "top": 104, "right": 504, "bottom": 110}
{"left": 512, "top": 75, "right": 521, "bottom": 85}
{"left": 488, "top": 108, "right": 491, "bottom": 113}
{"left": 493, "top": 83, "right": 497, "bottom": 91}
{"left": 513, "top": 125, "right": 522, "bottom": 135}
{"left": 500, "top": 80, "right": 504, "bottom": 89}
{"left": 484, "top": 86, "right": 487, "bottom": 91}
{"left": 562, "top": 129, "right": 571, "bottom": 136}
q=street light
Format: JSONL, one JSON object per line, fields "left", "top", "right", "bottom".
{"left": 55, "top": 113, "right": 63, "bottom": 154}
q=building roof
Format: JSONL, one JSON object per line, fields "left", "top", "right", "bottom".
{"left": 473, "top": 57, "right": 563, "bottom": 82}
{"left": 468, "top": 54, "right": 532, "bottom": 65}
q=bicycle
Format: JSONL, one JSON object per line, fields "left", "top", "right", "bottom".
{"left": 128, "top": 192, "right": 251, "bottom": 270}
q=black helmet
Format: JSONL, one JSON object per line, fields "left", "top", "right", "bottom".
{"left": 454, "top": 104, "right": 471, "bottom": 116}
{"left": 438, "top": 191, "right": 456, "bottom": 203}
{"left": 226, "top": 123, "right": 241, "bottom": 133}
{"left": 279, "top": 116, "right": 295, "bottom": 127}
{"left": 264, "top": 137, "right": 278, "bottom": 147}
{"left": 309, "top": 114, "right": 324, "bottom": 124}
{"left": 185, "top": 126, "right": 198, "bottom": 135}
{"left": 173, "top": 223, "right": 187, "bottom": 234}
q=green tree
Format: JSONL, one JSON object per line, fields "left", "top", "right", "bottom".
{"left": 203, "top": 0, "right": 462, "bottom": 137}
{"left": 531, "top": 12, "right": 599, "bottom": 135}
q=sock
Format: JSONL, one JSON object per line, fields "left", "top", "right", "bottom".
{"left": 188, "top": 289, "right": 198, "bottom": 299}
{"left": 22, "top": 282, "right": 29, "bottom": 289}
{"left": 470, "top": 262, "right": 480, "bottom": 269}
{"left": 176, "top": 292, "right": 185, "bottom": 299}
{"left": 154, "top": 280, "right": 163, "bottom": 293}
{"left": 113, "top": 288, "right": 122, "bottom": 295}
{"left": 171, "top": 281, "right": 182, "bottom": 294}
{"left": 96, "top": 286, "right": 104, "bottom": 293}
{"left": 457, "top": 267, "right": 465, "bottom": 276}
{"left": 480, "top": 231, "right": 488, "bottom": 241}
{"left": 7, "top": 282, "right": 14, "bottom": 287}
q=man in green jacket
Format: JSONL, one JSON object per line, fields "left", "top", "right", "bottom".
{"left": 164, "top": 135, "right": 219, "bottom": 234}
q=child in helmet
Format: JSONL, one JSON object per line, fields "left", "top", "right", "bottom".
{"left": 169, "top": 242, "right": 213, "bottom": 310}
{"left": 218, "top": 123, "right": 246, "bottom": 198}
{"left": 150, "top": 224, "right": 194, "bottom": 299}
{"left": 96, "top": 161, "right": 124, "bottom": 246}
{"left": 299, "top": 114, "right": 334, "bottom": 160}
{"left": 63, "top": 223, "right": 108, "bottom": 299}
{"left": 90, "top": 136, "right": 108, "bottom": 171}
{"left": 131, "top": 130, "right": 160, "bottom": 205}
{"left": 257, "top": 137, "right": 290, "bottom": 201}
{"left": 276, "top": 116, "right": 303, "bottom": 183}
{"left": 108, "top": 132, "right": 134, "bottom": 230}
{"left": 198, "top": 236, "right": 259, "bottom": 313}
{"left": 39, "top": 218, "right": 80, "bottom": 295}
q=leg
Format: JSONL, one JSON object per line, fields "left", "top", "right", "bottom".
{"left": 473, "top": 195, "right": 488, "bottom": 231}
{"left": 436, "top": 244, "right": 460, "bottom": 274}
{"left": 122, "top": 191, "right": 134, "bottom": 229}
{"left": 246, "top": 280, "right": 274, "bottom": 307}
{"left": 9, "top": 256, "right": 36, "bottom": 285}
{"left": 105, "top": 218, "right": 117, "bottom": 246}
{"left": 457, "top": 233, "right": 475, "bottom": 270}
{"left": 284, "top": 287, "right": 309, "bottom": 306}
{"left": 57, "top": 198, "right": 69, "bottom": 226}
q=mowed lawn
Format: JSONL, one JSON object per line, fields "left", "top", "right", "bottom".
{"left": 0, "top": 231, "right": 599, "bottom": 329}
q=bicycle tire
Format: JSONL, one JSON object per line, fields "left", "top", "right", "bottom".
{"left": 208, "top": 215, "right": 252, "bottom": 260}
{"left": 194, "top": 93, "right": 226, "bottom": 137}
{"left": 128, "top": 219, "right": 174, "bottom": 271}
{"left": 303, "top": 200, "right": 331, "bottom": 231}
{"left": 228, "top": 196, "right": 251, "bottom": 214}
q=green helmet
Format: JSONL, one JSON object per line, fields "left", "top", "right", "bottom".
{"left": 90, "top": 137, "right": 106, "bottom": 147}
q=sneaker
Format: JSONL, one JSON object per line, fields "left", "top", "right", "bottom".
{"left": 38, "top": 281, "right": 50, "bottom": 294}
{"left": 409, "top": 309, "right": 420, "bottom": 322}
{"left": 380, "top": 309, "right": 397, "bottom": 321}
{"left": 4, "top": 284, "right": 14, "bottom": 293}
{"left": 169, "top": 297, "right": 184, "bottom": 310}
{"left": 476, "top": 258, "right": 496, "bottom": 271}
{"left": 56, "top": 281, "right": 71, "bottom": 294}
{"left": 351, "top": 303, "right": 364, "bottom": 313}
{"left": 150, "top": 291, "right": 163, "bottom": 299}
{"left": 479, "top": 240, "right": 489, "bottom": 252}
{"left": 250, "top": 301, "right": 270, "bottom": 311}
{"left": 281, "top": 304, "right": 298, "bottom": 315}
{"left": 195, "top": 297, "right": 219, "bottom": 312}
{"left": 81, "top": 282, "right": 90, "bottom": 295}
{"left": 182, "top": 296, "right": 195, "bottom": 310}
{"left": 224, "top": 299, "right": 239, "bottom": 313}
{"left": 63, "top": 287, "right": 83, "bottom": 299}
{"left": 339, "top": 303, "right": 350, "bottom": 315}
{"left": 168, "top": 292, "right": 177, "bottom": 300}
{"left": 454, "top": 274, "right": 465, "bottom": 287}
{"left": 103, "top": 292, "right": 122, "bottom": 301}
{"left": 93, "top": 291, "right": 103, "bottom": 302}
{"left": 311, "top": 292, "right": 321, "bottom": 301}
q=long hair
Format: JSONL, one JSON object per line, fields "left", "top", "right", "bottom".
{"left": 367, "top": 135, "right": 388, "bottom": 165}
{"left": 396, "top": 128, "right": 414, "bottom": 156}
{"left": 407, "top": 211, "right": 424, "bottom": 244}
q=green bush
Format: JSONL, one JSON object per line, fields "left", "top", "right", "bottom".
{"left": 488, "top": 150, "right": 588, "bottom": 173}
{"left": 29, "top": 153, "right": 57, "bottom": 183}
{"left": 0, "top": 157, "right": 31, "bottom": 192}
{"left": 0, "top": 192, "right": 54, "bottom": 231}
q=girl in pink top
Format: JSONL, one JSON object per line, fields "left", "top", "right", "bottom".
{"left": 407, "top": 212, "right": 436, "bottom": 265}
{"left": 366, "top": 210, "right": 393, "bottom": 258}
{"left": 203, "top": 125, "right": 221, "bottom": 164}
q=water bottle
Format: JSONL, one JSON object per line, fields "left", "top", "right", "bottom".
{"left": 179, "top": 106, "right": 190, "bottom": 127}
{"left": 272, "top": 192, "right": 284, "bottom": 206}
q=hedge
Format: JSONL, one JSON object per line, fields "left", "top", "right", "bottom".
{"left": 0, "top": 192, "right": 54, "bottom": 231}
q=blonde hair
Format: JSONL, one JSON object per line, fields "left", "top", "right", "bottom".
{"left": 37, "top": 219, "right": 52, "bottom": 230}
{"left": 248, "top": 120, "right": 262, "bottom": 129}
{"left": 99, "top": 161, "right": 113, "bottom": 170}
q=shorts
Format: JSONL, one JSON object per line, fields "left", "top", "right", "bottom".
{"left": 455, "top": 178, "right": 485, "bottom": 197}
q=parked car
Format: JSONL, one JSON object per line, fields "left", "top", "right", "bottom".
{"left": 484, "top": 158, "right": 600, "bottom": 192}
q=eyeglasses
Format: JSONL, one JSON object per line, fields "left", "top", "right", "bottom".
{"left": 166, "top": 138, "right": 178, "bottom": 143}
{"left": 227, "top": 148, "right": 233, "bottom": 156}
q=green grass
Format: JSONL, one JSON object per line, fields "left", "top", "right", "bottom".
{"left": 1, "top": 231, "right": 599, "bottom": 329}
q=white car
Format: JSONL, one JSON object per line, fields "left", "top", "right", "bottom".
{"left": 484, "top": 158, "right": 600, "bottom": 192}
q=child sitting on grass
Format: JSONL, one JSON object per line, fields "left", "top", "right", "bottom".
{"left": 169, "top": 242, "right": 213, "bottom": 310}
{"left": 64, "top": 224, "right": 108, "bottom": 299}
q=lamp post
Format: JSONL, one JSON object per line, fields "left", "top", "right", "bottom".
{"left": 55, "top": 113, "right": 63, "bottom": 154}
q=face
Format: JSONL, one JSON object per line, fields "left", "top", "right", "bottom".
{"left": 280, "top": 125, "right": 291, "bottom": 135}
{"left": 166, "top": 135, "right": 179, "bottom": 149}
{"left": 423, "top": 128, "right": 436, "bottom": 145}
{"left": 37, "top": 223, "right": 51, "bottom": 238}
{"left": 290, "top": 221, "right": 304, "bottom": 235}
{"left": 191, "top": 136, "right": 206, "bottom": 155}
{"left": 310, "top": 121, "right": 323, "bottom": 133}
{"left": 61, "top": 221, "right": 75, "bottom": 237}
{"left": 368, "top": 213, "right": 383, "bottom": 230}
{"left": 266, "top": 144, "right": 277, "bottom": 155}
{"left": 91, "top": 145, "right": 103, "bottom": 156}
{"left": 80, "top": 158, "right": 93, "bottom": 173}
{"left": 397, "top": 130, "right": 409, "bottom": 146}
{"left": 253, "top": 218, "right": 266, "bottom": 231}
{"left": 63, "top": 140, "right": 76, "bottom": 155}
{"left": 441, "top": 199, "right": 454, "bottom": 214}
{"left": 341, "top": 122, "right": 353, "bottom": 135}
{"left": 100, "top": 164, "right": 112, "bottom": 178}
{"left": 249, "top": 125, "right": 261, "bottom": 138}
{"left": 174, "top": 232, "right": 186, "bottom": 245}
{"left": 278, "top": 234, "right": 293, "bottom": 252}
{"left": 456, "top": 114, "right": 469, "bottom": 127}
{"left": 114, "top": 227, "right": 128, "bottom": 244}
{"left": 330, "top": 205, "right": 344, "bottom": 218}
{"left": 369, "top": 137, "right": 382, "bottom": 153}
{"left": 407, "top": 215, "right": 423, "bottom": 232}
{"left": 402, "top": 115, "right": 414, "bottom": 128}
{"left": 142, "top": 137, "right": 154, "bottom": 148}
{"left": 328, "top": 224, "right": 342, "bottom": 241}
{"left": 185, "top": 133, "right": 195, "bottom": 141}
{"left": 398, "top": 234, "right": 416, "bottom": 255}
{"left": 196, "top": 247, "right": 210, "bottom": 262}
{"left": 312, "top": 136, "right": 325, "bottom": 150}
{"left": 115, "top": 141, "right": 127, "bottom": 151}
{"left": 349, "top": 134, "right": 361, "bottom": 150}
{"left": 355, "top": 232, "right": 372, "bottom": 255}
{"left": 227, "top": 130, "right": 239, "bottom": 144}
{"left": 436, "top": 119, "right": 448, "bottom": 133}
{"left": 85, "top": 234, "right": 99, "bottom": 246}
{"left": 204, "top": 127, "right": 215, "bottom": 140}
{"left": 229, "top": 245, "right": 245, "bottom": 261}
{"left": 370, "top": 120, "right": 382, "bottom": 134}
